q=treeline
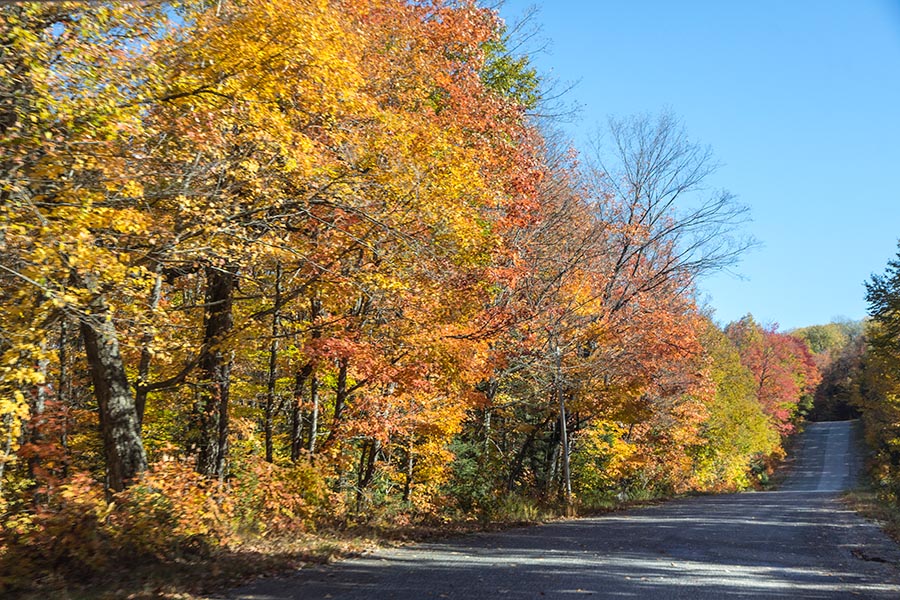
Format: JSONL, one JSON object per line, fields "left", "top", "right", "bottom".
{"left": 0, "top": 0, "right": 818, "bottom": 584}
{"left": 792, "top": 320, "right": 865, "bottom": 422}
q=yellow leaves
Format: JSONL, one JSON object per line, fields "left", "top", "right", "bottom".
{"left": 179, "top": 0, "right": 366, "bottom": 117}
{"left": 4, "top": 22, "right": 40, "bottom": 52}
{"left": 120, "top": 180, "right": 145, "bottom": 199}
{"left": 571, "top": 421, "right": 644, "bottom": 497}
{"left": 0, "top": 381, "right": 36, "bottom": 464}
{"left": 110, "top": 207, "right": 150, "bottom": 234}
{"left": 2, "top": 342, "right": 48, "bottom": 383}
{"left": 238, "top": 158, "right": 259, "bottom": 175}
{"left": 0, "top": 391, "right": 31, "bottom": 425}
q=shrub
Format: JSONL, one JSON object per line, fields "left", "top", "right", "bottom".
{"left": 230, "top": 457, "right": 329, "bottom": 537}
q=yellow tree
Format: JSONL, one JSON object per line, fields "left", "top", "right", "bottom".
{"left": 1, "top": 1, "right": 179, "bottom": 492}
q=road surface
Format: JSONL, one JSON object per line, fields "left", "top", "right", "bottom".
{"left": 219, "top": 420, "right": 900, "bottom": 599}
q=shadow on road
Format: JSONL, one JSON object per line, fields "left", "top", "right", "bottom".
{"left": 223, "top": 421, "right": 900, "bottom": 600}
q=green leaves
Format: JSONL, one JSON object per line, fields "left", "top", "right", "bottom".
{"left": 866, "top": 242, "right": 900, "bottom": 362}
{"left": 481, "top": 35, "right": 541, "bottom": 109}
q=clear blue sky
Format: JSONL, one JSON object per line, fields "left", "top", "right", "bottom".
{"left": 498, "top": 0, "right": 900, "bottom": 330}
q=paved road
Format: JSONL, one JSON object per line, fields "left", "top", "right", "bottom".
{"left": 220, "top": 420, "right": 900, "bottom": 599}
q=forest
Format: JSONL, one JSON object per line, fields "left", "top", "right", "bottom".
{"left": 0, "top": 1, "right": 893, "bottom": 596}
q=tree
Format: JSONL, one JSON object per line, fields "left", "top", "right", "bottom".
{"left": 793, "top": 323, "right": 849, "bottom": 357}
{"left": 854, "top": 243, "right": 900, "bottom": 502}
{"left": 865, "top": 242, "right": 900, "bottom": 364}
{"left": 0, "top": 1, "right": 176, "bottom": 491}
{"left": 587, "top": 111, "right": 755, "bottom": 310}
{"left": 725, "top": 316, "right": 820, "bottom": 435}
{"left": 467, "top": 113, "right": 757, "bottom": 504}
{"left": 814, "top": 333, "right": 865, "bottom": 421}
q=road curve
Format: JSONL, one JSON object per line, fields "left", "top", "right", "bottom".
{"left": 219, "top": 420, "right": 900, "bottom": 599}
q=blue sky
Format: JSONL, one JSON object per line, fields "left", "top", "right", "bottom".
{"left": 497, "top": 0, "right": 900, "bottom": 330}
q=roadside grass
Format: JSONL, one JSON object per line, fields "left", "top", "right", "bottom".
{"left": 837, "top": 421, "right": 900, "bottom": 546}
{"left": 842, "top": 489, "right": 900, "bottom": 546}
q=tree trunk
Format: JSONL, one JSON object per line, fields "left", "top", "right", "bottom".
{"left": 480, "top": 379, "right": 498, "bottom": 456}
{"left": 541, "top": 419, "right": 561, "bottom": 496}
{"left": 323, "top": 357, "right": 349, "bottom": 449}
{"left": 484, "top": 408, "right": 492, "bottom": 450}
{"left": 507, "top": 414, "right": 552, "bottom": 492}
{"left": 553, "top": 341, "right": 571, "bottom": 505}
{"left": 402, "top": 441, "right": 415, "bottom": 503}
{"left": 195, "top": 264, "right": 236, "bottom": 479}
{"left": 57, "top": 318, "right": 71, "bottom": 479}
{"left": 264, "top": 263, "right": 282, "bottom": 463}
{"left": 290, "top": 363, "right": 311, "bottom": 461}
{"left": 304, "top": 295, "right": 322, "bottom": 456}
{"left": 80, "top": 294, "right": 148, "bottom": 492}
{"left": 307, "top": 374, "right": 319, "bottom": 454}
{"left": 58, "top": 318, "right": 70, "bottom": 406}
{"left": 335, "top": 358, "right": 348, "bottom": 422}
{"left": 355, "top": 438, "right": 380, "bottom": 513}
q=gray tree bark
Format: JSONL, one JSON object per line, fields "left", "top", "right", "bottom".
{"left": 80, "top": 293, "right": 148, "bottom": 492}
{"left": 195, "top": 264, "right": 236, "bottom": 479}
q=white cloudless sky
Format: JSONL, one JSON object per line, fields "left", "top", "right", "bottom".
{"left": 498, "top": 0, "right": 900, "bottom": 330}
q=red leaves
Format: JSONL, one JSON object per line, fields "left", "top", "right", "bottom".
{"left": 725, "top": 316, "right": 821, "bottom": 435}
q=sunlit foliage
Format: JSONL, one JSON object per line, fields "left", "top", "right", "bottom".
{"left": 0, "top": 1, "right": 789, "bottom": 589}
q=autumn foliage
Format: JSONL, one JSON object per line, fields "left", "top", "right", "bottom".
{"left": 725, "top": 316, "right": 820, "bottom": 435}
{"left": 0, "top": 0, "right": 816, "bottom": 591}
